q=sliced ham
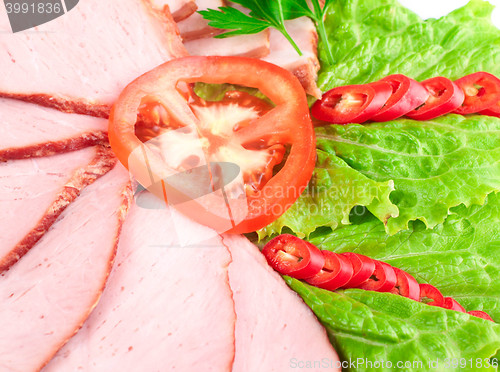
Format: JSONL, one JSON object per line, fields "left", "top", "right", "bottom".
{"left": 43, "top": 193, "right": 236, "bottom": 372}
{"left": 222, "top": 234, "right": 341, "bottom": 372}
{"left": 0, "top": 146, "right": 116, "bottom": 272}
{"left": 184, "top": 30, "right": 270, "bottom": 58}
{"left": 263, "top": 18, "right": 321, "bottom": 98}
{"left": 0, "top": 0, "right": 187, "bottom": 117}
{"left": 0, "top": 99, "right": 107, "bottom": 161}
{"left": 147, "top": 0, "right": 197, "bottom": 22}
{"left": 0, "top": 163, "right": 132, "bottom": 372}
{"left": 177, "top": 0, "right": 225, "bottom": 41}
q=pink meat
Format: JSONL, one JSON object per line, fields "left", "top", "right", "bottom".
{"left": 177, "top": 0, "right": 225, "bottom": 41}
{"left": 0, "top": 99, "right": 107, "bottom": 161}
{"left": 0, "top": 146, "right": 117, "bottom": 271}
{"left": 147, "top": 0, "right": 198, "bottom": 22}
{"left": 0, "top": 0, "right": 187, "bottom": 117}
{"left": 43, "top": 193, "right": 236, "bottom": 372}
{"left": 184, "top": 30, "right": 270, "bottom": 58}
{"left": 0, "top": 163, "right": 132, "bottom": 372}
{"left": 222, "top": 234, "right": 341, "bottom": 372}
{"left": 263, "top": 18, "right": 321, "bottom": 98}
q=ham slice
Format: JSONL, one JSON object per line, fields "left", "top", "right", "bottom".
{"left": 222, "top": 234, "right": 341, "bottom": 372}
{"left": 177, "top": 0, "right": 225, "bottom": 41}
{"left": 263, "top": 18, "right": 321, "bottom": 98}
{"left": 147, "top": 0, "right": 197, "bottom": 22}
{"left": 0, "top": 0, "right": 187, "bottom": 117}
{"left": 184, "top": 30, "right": 270, "bottom": 58}
{"left": 0, "top": 99, "right": 107, "bottom": 161}
{"left": 0, "top": 146, "right": 116, "bottom": 272}
{"left": 43, "top": 193, "right": 236, "bottom": 372}
{"left": 0, "top": 163, "right": 132, "bottom": 372}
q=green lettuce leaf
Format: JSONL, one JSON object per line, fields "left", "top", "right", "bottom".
{"left": 309, "top": 192, "right": 500, "bottom": 321}
{"left": 257, "top": 150, "right": 398, "bottom": 239}
{"left": 316, "top": 114, "right": 500, "bottom": 234}
{"left": 286, "top": 278, "right": 500, "bottom": 371}
{"left": 319, "top": 0, "right": 500, "bottom": 89}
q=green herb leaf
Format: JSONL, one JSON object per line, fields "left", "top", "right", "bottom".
{"left": 286, "top": 279, "right": 500, "bottom": 371}
{"left": 198, "top": 7, "right": 270, "bottom": 38}
{"left": 199, "top": 0, "right": 336, "bottom": 64}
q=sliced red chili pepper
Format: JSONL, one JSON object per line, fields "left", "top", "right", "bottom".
{"left": 442, "top": 297, "right": 466, "bottom": 312}
{"left": 406, "top": 77, "right": 465, "bottom": 120}
{"left": 358, "top": 260, "right": 397, "bottom": 292}
{"left": 453, "top": 72, "right": 500, "bottom": 114}
{"left": 468, "top": 310, "right": 494, "bottom": 322}
{"left": 340, "top": 252, "right": 375, "bottom": 288}
{"left": 311, "top": 82, "right": 392, "bottom": 124}
{"left": 390, "top": 268, "right": 420, "bottom": 301}
{"left": 305, "top": 250, "right": 353, "bottom": 290}
{"left": 261, "top": 235, "right": 325, "bottom": 279}
{"left": 480, "top": 100, "right": 500, "bottom": 118}
{"left": 419, "top": 283, "right": 444, "bottom": 307}
{"left": 371, "top": 74, "right": 429, "bottom": 122}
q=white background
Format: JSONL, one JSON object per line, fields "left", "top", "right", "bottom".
{"left": 399, "top": 0, "right": 500, "bottom": 28}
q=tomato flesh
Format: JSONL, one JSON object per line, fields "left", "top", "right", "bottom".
{"left": 453, "top": 72, "right": 500, "bottom": 114}
{"left": 311, "top": 82, "right": 392, "bottom": 124}
{"left": 358, "top": 260, "right": 397, "bottom": 292}
{"left": 340, "top": 252, "right": 376, "bottom": 288}
{"left": 406, "top": 77, "right": 465, "bottom": 120}
{"left": 419, "top": 283, "right": 444, "bottom": 306}
{"left": 468, "top": 310, "right": 494, "bottom": 322}
{"left": 371, "top": 74, "right": 429, "bottom": 122}
{"left": 262, "top": 235, "right": 325, "bottom": 279}
{"left": 109, "top": 56, "right": 316, "bottom": 234}
{"left": 306, "top": 250, "right": 353, "bottom": 290}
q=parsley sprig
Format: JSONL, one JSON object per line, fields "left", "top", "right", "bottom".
{"left": 198, "top": 0, "right": 335, "bottom": 66}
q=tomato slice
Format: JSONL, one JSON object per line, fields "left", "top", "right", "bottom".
{"left": 358, "top": 260, "right": 397, "bottom": 292}
{"left": 109, "top": 56, "right": 316, "bottom": 234}
{"left": 340, "top": 252, "right": 376, "bottom": 288}
{"left": 406, "top": 77, "right": 465, "bottom": 120}
{"left": 453, "top": 72, "right": 500, "bottom": 114}
{"left": 390, "top": 268, "right": 420, "bottom": 301}
{"left": 468, "top": 310, "right": 494, "bottom": 322}
{"left": 419, "top": 283, "right": 444, "bottom": 306}
{"left": 305, "top": 250, "right": 353, "bottom": 290}
{"left": 371, "top": 74, "right": 429, "bottom": 122}
{"left": 311, "top": 82, "right": 392, "bottom": 124}
{"left": 261, "top": 235, "right": 325, "bottom": 279}
{"left": 442, "top": 297, "right": 466, "bottom": 312}
{"left": 480, "top": 100, "right": 500, "bottom": 118}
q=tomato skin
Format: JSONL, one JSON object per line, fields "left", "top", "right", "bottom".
{"left": 358, "top": 261, "right": 397, "bottom": 292}
{"left": 109, "top": 56, "right": 316, "bottom": 234}
{"left": 261, "top": 235, "right": 325, "bottom": 279}
{"left": 419, "top": 283, "right": 444, "bottom": 307}
{"left": 442, "top": 297, "right": 466, "bottom": 312}
{"left": 453, "top": 72, "right": 500, "bottom": 114}
{"left": 468, "top": 310, "right": 494, "bottom": 322}
{"left": 371, "top": 74, "right": 429, "bottom": 122}
{"left": 306, "top": 251, "right": 354, "bottom": 290}
{"left": 340, "top": 252, "right": 376, "bottom": 288}
{"left": 406, "top": 77, "right": 465, "bottom": 120}
{"left": 311, "top": 82, "right": 392, "bottom": 124}
{"left": 480, "top": 100, "right": 500, "bottom": 118}
{"left": 390, "top": 268, "right": 420, "bottom": 301}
